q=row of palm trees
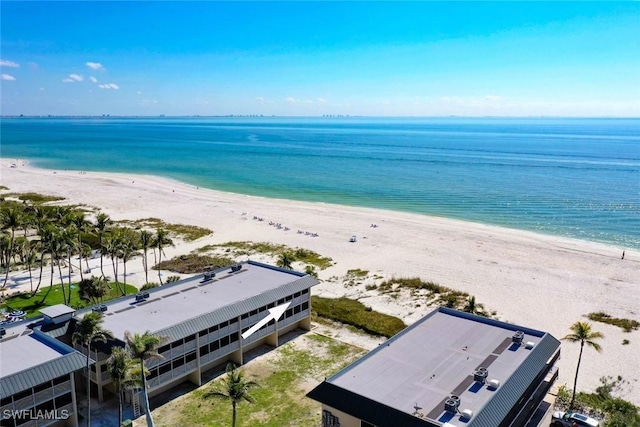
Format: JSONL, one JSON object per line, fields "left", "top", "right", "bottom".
{"left": 0, "top": 201, "right": 174, "bottom": 305}
{"left": 74, "top": 312, "right": 258, "bottom": 427}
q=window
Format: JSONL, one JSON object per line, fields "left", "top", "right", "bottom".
{"left": 199, "top": 330, "right": 207, "bottom": 337}
{"left": 302, "top": 288, "right": 309, "bottom": 295}
{"left": 200, "top": 344, "right": 210, "bottom": 355}
{"left": 277, "top": 298, "right": 285, "bottom": 305}
{"left": 285, "top": 294, "right": 293, "bottom": 302}
{"left": 100, "top": 364, "right": 108, "bottom": 372}
{"left": 229, "top": 317, "right": 238, "bottom": 325}
{"left": 172, "top": 357, "right": 185, "bottom": 369}
{"left": 185, "top": 334, "right": 196, "bottom": 343}
{"left": 230, "top": 333, "right": 239, "bottom": 343}
{"left": 322, "top": 410, "right": 340, "bottom": 427}
{"left": 147, "top": 369, "right": 159, "bottom": 380}
{"left": 158, "top": 344, "right": 170, "bottom": 353}
{"left": 241, "top": 313, "right": 249, "bottom": 319}
{"left": 220, "top": 336, "right": 230, "bottom": 347}
{"left": 249, "top": 309, "right": 258, "bottom": 316}
{"left": 159, "top": 362, "right": 172, "bottom": 375}
{"left": 294, "top": 304, "right": 301, "bottom": 314}
{"left": 13, "top": 389, "right": 31, "bottom": 401}
{"left": 1, "top": 396, "right": 12, "bottom": 407}
{"left": 285, "top": 308, "right": 293, "bottom": 318}
{"left": 302, "top": 301, "right": 309, "bottom": 311}
{"left": 186, "top": 352, "right": 197, "bottom": 363}
{"left": 210, "top": 341, "right": 220, "bottom": 351}
{"left": 294, "top": 291, "right": 301, "bottom": 298}
{"left": 258, "top": 306, "right": 267, "bottom": 313}
{"left": 54, "top": 393, "right": 72, "bottom": 409}
{"left": 33, "top": 382, "right": 51, "bottom": 393}
{"left": 220, "top": 321, "right": 229, "bottom": 328}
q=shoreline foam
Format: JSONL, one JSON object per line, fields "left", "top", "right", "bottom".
{"left": 2, "top": 158, "right": 639, "bottom": 404}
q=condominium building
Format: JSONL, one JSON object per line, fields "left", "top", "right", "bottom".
{"left": 0, "top": 311, "right": 84, "bottom": 427}
{"left": 307, "top": 307, "right": 561, "bottom": 427}
{"left": 1, "top": 260, "right": 318, "bottom": 424}
{"left": 70, "top": 260, "right": 317, "bottom": 404}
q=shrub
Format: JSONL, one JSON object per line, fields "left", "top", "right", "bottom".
{"left": 586, "top": 312, "right": 640, "bottom": 333}
{"left": 166, "top": 275, "right": 181, "bottom": 283}
{"left": 311, "top": 296, "right": 406, "bottom": 337}
{"left": 154, "top": 254, "right": 235, "bottom": 274}
{"left": 140, "top": 283, "right": 160, "bottom": 291}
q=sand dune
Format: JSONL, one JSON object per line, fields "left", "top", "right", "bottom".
{"left": 2, "top": 159, "right": 639, "bottom": 404}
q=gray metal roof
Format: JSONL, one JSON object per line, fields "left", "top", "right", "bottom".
{"left": 0, "top": 330, "right": 89, "bottom": 398}
{"left": 308, "top": 307, "right": 560, "bottom": 427}
{"left": 39, "top": 304, "right": 75, "bottom": 318}
{"left": 75, "top": 260, "right": 318, "bottom": 343}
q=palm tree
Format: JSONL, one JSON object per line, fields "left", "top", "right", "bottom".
{"left": 72, "top": 312, "right": 114, "bottom": 427}
{"left": 463, "top": 295, "right": 485, "bottom": 316}
{"left": 1, "top": 205, "right": 23, "bottom": 288}
{"left": 124, "top": 330, "right": 166, "bottom": 427}
{"left": 276, "top": 252, "right": 295, "bottom": 270}
{"left": 153, "top": 229, "right": 173, "bottom": 285}
{"left": 107, "top": 346, "right": 138, "bottom": 427}
{"left": 68, "top": 211, "right": 90, "bottom": 281}
{"left": 139, "top": 230, "right": 153, "bottom": 284}
{"left": 104, "top": 231, "right": 123, "bottom": 294}
{"left": 95, "top": 213, "right": 111, "bottom": 279}
{"left": 119, "top": 228, "right": 139, "bottom": 295}
{"left": 204, "top": 363, "right": 259, "bottom": 427}
{"left": 562, "top": 321, "right": 604, "bottom": 409}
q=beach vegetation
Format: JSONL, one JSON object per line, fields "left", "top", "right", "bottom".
{"left": 153, "top": 228, "right": 174, "bottom": 284}
{"left": 377, "top": 276, "right": 475, "bottom": 312}
{"left": 0, "top": 185, "right": 9, "bottom": 190}
{"left": 346, "top": 268, "right": 369, "bottom": 277}
{"left": 72, "top": 312, "right": 113, "bottom": 427}
{"left": 3, "top": 192, "right": 65, "bottom": 204}
{"left": 166, "top": 275, "right": 181, "bottom": 283}
{"left": 311, "top": 296, "right": 406, "bottom": 337}
{"left": 304, "top": 265, "right": 318, "bottom": 277}
{"left": 562, "top": 321, "right": 604, "bottom": 410}
{"left": 153, "top": 253, "right": 235, "bottom": 274}
{"left": 78, "top": 276, "right": 110, "bottom": 304}
{"left": 118, "top": 217, "right": 212, "bottom": 242}
{"left": 107, "top": 347, "right": 140, "bottom": 427}
{"left": 622, "top": 339, "right": 629, "bottom": 345}
{"left": 198, "top": 241, "right": 333, "bottom": 269}
{"left": 586, "top": 311, "right": 639, "bottom": 333}
{"left": 1, "top": 281, "right": 137, "bottom": 318}
{"left": 140, "top": 282, "right": 160, "bottom": 291}
{"left": 204, "top": 363, "right": 260, "bottom": 427}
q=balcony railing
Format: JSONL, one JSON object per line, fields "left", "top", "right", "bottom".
{"left": 53, "top": 381, "right": 72, "bottom": 395}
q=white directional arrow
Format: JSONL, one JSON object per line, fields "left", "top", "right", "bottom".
{"left": 241, "top": 302, "right": 291, "bottom": 340}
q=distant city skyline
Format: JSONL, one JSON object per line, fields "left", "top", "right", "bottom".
{"left": 1, "top": 2, "right": 639, "bottom": 117}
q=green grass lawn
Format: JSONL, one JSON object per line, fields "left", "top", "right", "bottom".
{"left": 1, "top": 282, "right": 138, "bottom": 318}
{"left": 147, "top": 333, "right": 366, "bottom": 427}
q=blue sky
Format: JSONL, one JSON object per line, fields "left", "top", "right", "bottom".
{"left": 1, "top": 2, "right": 639, "bottom": 116}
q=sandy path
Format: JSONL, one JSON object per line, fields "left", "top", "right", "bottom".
{"left": 1, "top": 159, "right": 639, "bottom": 404}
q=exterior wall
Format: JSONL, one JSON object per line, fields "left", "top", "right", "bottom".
{"left": 0, "top": 373, "right": 78, "bottom": 427}
{"left": 321, "top": 405, "right": 363, "bottom": 427}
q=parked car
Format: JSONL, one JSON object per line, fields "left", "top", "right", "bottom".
{"left": 551, "top": 411, "right": 600, "bottom": 427}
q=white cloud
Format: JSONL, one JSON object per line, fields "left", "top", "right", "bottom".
{"left": 86, "top": 62, "right": 105, "bottom": 71}
{"left": 90, "top": 76, "right": 98, "bottom": 83}
{"left": 0, "top": 60, "right": 19, "bottom": 68}
{"left": 316, "top": 97, "right": 328, "bottom": 104}
{"left": 1, "top": 74, "right": 16, "bottom": 81}
{"left": 63, "top": 74, "right": 84, "bottom": 82}
{"left": 98, "top": 83, "right": 119, "bottom": 90}
{"left": 285, "top": 97, "right": 313, "bottom": 105}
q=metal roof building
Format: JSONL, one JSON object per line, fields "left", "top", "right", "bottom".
{"left": 307, "top": 307, "right": 560, "bottom": 427}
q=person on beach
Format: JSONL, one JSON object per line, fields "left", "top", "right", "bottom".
{"left": 621, "top": 250, "right": 625, "bottom": 260}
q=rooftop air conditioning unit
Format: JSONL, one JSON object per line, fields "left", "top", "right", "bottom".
{"left": 0, "top": 328, "right": 6, "bottom": 337}
{"left": 488, "top": 379, "right": 500, "bottom": 390}
{"left": 92, "top": 304, "right": 108, "bottom": 313}
{"left": 444, "top": 397, "right": 460, "bottom": 413}
{"left": 135, "top": 293, "right": 146, "bottom": 302}
{"left": 231, "top": 264, "right": 242, "bottom": 272}
{"left": 142, "top": 291, "right": 150, "bottom": 299}
{"left": 512, "top": 330, "right": 524, "bottom": 344}
{"left": 525, "top": 341, "right": 535, "bottom": 349}
{"left": 203, "top": 271, "right": 216, "bottom": 281}
{"left": 460, "top": 409, "right": 474, "bottom": 420}
{"left": 473, "top": 367, "right": 488, "bottom": 383}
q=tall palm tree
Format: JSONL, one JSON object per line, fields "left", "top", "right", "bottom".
{"left": 104, "top": 231, "right": 123, "bottom": 294}
{"left": 153, "top": 229, "right": 173, "bottom": 285}
{"left": 276, "top": 252, "right": 295, "bottom": 270}
{"left": 72, "top": 312, "right": 114, "bottom": 427}
{"left": 107, "top": 346, "right": 138, "bottom": 427}
{"left": 1, "top": 205, "right": 23, "bottom": 288}
{"left": 124, "top": 330, "right": 166, "bottom": 427}
{"left": 68, "top": 211, "right": 90, "bottom": 281}
{"left": 139, "top": 230, "right": 153, "bottom": 284}
{"left": 119, "top": 228, "right": 139, "bottom": 295}
{"left": 562, "top": 321, "right": 604, "bottom": 409}
{"left": 204, "top": 363, "right": 259, "bottom": 427}
{"left": 95, "top": 213, "right": 111, "bottom": 280}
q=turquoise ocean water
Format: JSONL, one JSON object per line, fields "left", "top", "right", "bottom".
{"left": 1, "top": 117, "right": 638, "bottom": 249}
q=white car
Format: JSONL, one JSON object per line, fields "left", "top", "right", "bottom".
{"left": 551, "top": 411, "right": 600, "bottom": 427}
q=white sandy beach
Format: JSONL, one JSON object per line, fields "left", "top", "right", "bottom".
{"left": 1, "top": 159, "right": 639, "bottom": 404}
